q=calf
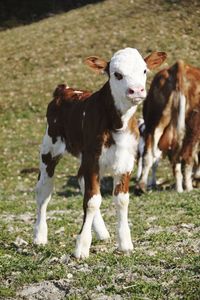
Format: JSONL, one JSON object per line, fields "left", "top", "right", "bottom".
{"left": 34, "top": 48, "right": 166, "bottom": 258}
{"left": 138, "top": 60, "right": 200, "bottom": 193}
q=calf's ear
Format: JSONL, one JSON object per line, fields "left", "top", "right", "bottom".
{"left": 144, "top": 51, "right": 167, "bottom": 70}
{"left": 84, "top": 56, "right": 109, "bottom": 75}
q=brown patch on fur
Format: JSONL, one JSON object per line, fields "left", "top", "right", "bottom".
{"left": 158, "top": 122, "right": 178, "bottom": 153}
{"left": 102, "top": 130, "right": 115, "bottom": 148}
{"left": 42, "top": 152, "right": 61, "bottom": 177}
{"left": 128, "top": 115, "right": 139, "bottom": 139}
{"left": 53, "top": 84, "right": 92, "bottom": 106}
{"left": 114, "top": 173, "right": 131, "bottom": 196}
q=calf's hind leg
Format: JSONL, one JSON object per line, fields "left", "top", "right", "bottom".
{"left": 34, "top": 132, "right": 65, "bottom": 245}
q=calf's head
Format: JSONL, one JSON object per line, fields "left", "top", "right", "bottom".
{"left": 85, "top": 48, "right": 167, "bottom": 113}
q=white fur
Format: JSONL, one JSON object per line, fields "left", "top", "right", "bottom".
{"left": 74, "top": 194, "right": 102, "bottom": 259}
{"left": 153, "top": 127, "right": 163, "bottom": 158}
{"left": 99, "top": 107, "right": 138, "bottom": 177}
{"left": 41, "top": 128, "right": 66, "bottom": 157}
{"left": 184, "top": 164, "right": 193, "bottom": 192}
{"left": 175, "top": 163, "right": 183, "bottom": 193}
{"left": 109, "top": 48, "right": 147, "bottom": 114}
{"left": 92, "top": 209, "right": 110, "bottom": 240}
{"left": 139, "top": 148, "right": 154, "bottom": 186}
{"left": 114, "top": 192, "right": 133, "bottom": 252}
{"left": 177, "top": 93, "right": 186, "bottom": 145}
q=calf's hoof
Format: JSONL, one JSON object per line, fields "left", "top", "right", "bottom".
{"left": 118, "top": 240, "right": 133, "bottom": 254}
{"left": 33, "top": 236, "right": 48, "bottom": 245}
{"left": 74, "top": 235, "right": 91, "bottom": 259}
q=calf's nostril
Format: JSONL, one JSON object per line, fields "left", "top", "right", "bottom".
{"left": 141, "top": 88, "right": 144, "bottom": 92}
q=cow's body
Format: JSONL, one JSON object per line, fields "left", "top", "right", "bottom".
{"left": 34, "top": 48, "right": 166, "bottom": 258}
{"left": 138, "top": 60, "right": 200, "bottom": 193}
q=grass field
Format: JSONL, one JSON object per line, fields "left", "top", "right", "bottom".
{"left": 0, "top": 0, "right": 200, "bottom": 299}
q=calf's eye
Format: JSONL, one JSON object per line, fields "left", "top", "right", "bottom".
{"left": 144, "top": 69, "right": 147, "bottom": 74}
{"left": 114, "top": 72, "right": 123, "bottom": 80}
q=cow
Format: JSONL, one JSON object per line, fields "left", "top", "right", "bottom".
{"left": 34, "top": 48, "right": 167, "bottom": 258}
{"left": 137, "top": 60, "right": 200, "bottom": 193}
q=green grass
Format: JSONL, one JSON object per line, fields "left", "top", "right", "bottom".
{"left": 0, "top": 0, "right": 200, "bottom": 299}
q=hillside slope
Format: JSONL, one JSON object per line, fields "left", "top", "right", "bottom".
{"left": 0, "top": 0, "right": 200, "bottom": 299}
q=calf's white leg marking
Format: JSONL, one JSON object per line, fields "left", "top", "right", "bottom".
{"left": 34, "top": 175, "right": 53, "bottom": 245}
{"left": 114, "top": 192, "right": 133, "bottom": 252}
{"left": 74, "top": 194, "right": 102, "bottom": 259}
{"left": 78, "top": 176, "right": 109, "bottom": 240}
{"left": 92, "top": 209, "right": 110, "bottom": 240}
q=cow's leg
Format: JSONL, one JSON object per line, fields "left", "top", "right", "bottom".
{"left": 148, "top": 156, "right": 160, "bottom": 187}
{"left": 194, "top": 164, "right": 200, "bottom": 179}
{"left": 74, "top": 165, "right": 102, "bottom": 259}
{"left": 139, "top": 135, "right": 154, "bottom": 191}
{"left": 34, "top": 131, "right": 65, "bottom": 245}
{"left": 182, "top": 148, "right": 197, "bottom": 192}
{"left": 136, "top": 136, "right": 145, "bottom": 181}
{"left": 173, "top": 162, "right": 183, "bottom": 193}
{"left": 153, "top": 127, "right": 164, "bottom": 157}
{"left": 113, "top": 173, "right": 133, "bottom": 252}
{"left": 77, "top": 165, "right": 109, "bottom": 241}
{"left": 184, "top": 163, "right": 193, "bottom": 192}
{"left": 136, "top": 155, "right": 143, "bottom": 182}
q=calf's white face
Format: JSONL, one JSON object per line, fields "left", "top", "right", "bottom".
{"left": 109, "top": 48, "right": 147, "bottom": 113}
{"left": 85, "top": 48, "right": 167, "bottom": 115}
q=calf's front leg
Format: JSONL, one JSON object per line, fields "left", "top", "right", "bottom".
{"left": 113, "top": 173, "right": 133, "bottom": 252}
{"left": 77, "top": 165, "right": 110, "bottom": 241}
{"left": 74, "top": 170, "right": 104, "bottom": 259}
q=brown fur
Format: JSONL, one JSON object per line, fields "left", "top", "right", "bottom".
{"left": 114, "top": 173, "right": 131, "bottom": 196}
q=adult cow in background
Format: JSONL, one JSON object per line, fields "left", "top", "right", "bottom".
{"left": 34, "top": 48, "right": 166, "bottom": 258}
{"left": 137, "top": 60, "right": 200, "bottom": 193}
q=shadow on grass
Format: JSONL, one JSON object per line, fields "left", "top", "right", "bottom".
{"left": 56, "top": 175, "right": 137, "bottom": 198}
{"left": 0, "top": 0, "right": 105, "bottom": 30}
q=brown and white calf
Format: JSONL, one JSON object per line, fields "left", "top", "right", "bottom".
{"left": 138, "top": 60, "right": 200, "bottom": 193}
{"left": 34, "top": 48, "right": 166, "bottom": 258}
